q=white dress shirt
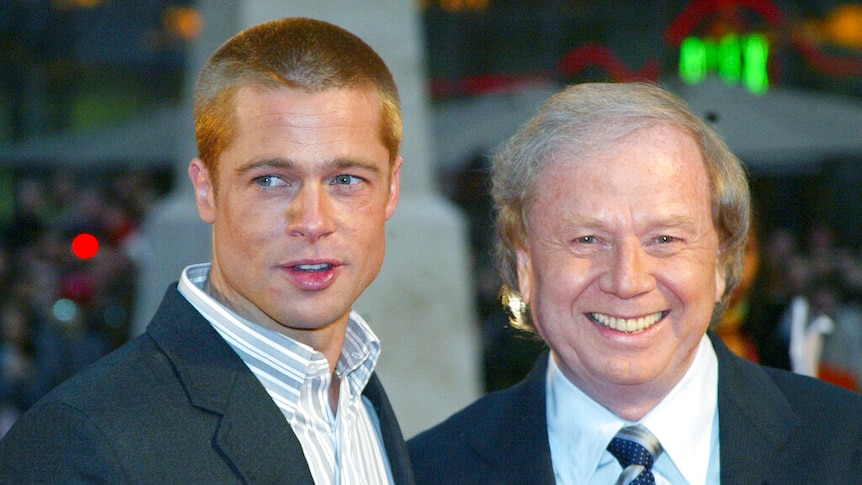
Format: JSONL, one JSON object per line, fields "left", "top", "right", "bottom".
{"left": 546, "top": 334, "right": 721, "bottom": 484}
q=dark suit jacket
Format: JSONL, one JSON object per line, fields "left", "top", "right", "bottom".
{"left": 408, "top": 332, "right": 862, "bottom": 484}
{"left": 0, "top": 285, "right": 414, "bottom": 484}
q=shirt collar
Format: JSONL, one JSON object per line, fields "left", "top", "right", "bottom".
{"left": 177, "top": 263, "right": 381, "bottom": 413}
{"left": 546, "top": 333, "right": 718, "bottom": 485}
{"left": 641, "top": 334, "right": 718, "bottom": 485}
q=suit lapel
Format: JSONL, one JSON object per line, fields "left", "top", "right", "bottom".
{"left": 147, "top": 286, "right": 315, "bottom": 484}
{"left": 710, "top": 332, "right": 800, "bottom": 484}
{"left": 363, "top": 374, "right": 415, "bottom": 485}
{"left": 212, "top": 373, "right": 314, "bottom": 484}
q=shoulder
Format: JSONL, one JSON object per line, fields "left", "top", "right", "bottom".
{"left": 0, "top": 287, "right": 225, "bottom": 478}
{"left": 760, "top": 364, "right": 862, "bottom": 418}
{"left": 4, "top": 325, "right": 182, "bottom": 434}
{"left": 714, "top": 336, "right": 862, "bottom": 481}
{"left": 408, "top": 354, "right": 553, "bottom": 485}
{"left": 24, "top": 286, "right": 206, "bottom": 413}
{"left": 715, "top": 332, "right": 862, "bottom": 417}
{"left": 0, "top": 332, "right": 163, "bottom": 481}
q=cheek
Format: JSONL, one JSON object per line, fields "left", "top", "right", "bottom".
{"left": 359, "top": 223, "right": 387, "bottom": 253}
{"left": 673, "top": 250, "right": 725, "bottom": 306}
{"left": 529, "top": 260, "right": 586, "bottom": 323}
{"left": 217, "top": 200, "right": 282, "bottom": 246}
{"left": 664, "top": 257, "right": 723, "bottom": 313}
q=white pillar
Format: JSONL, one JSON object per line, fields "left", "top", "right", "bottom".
{"left": 134, "top": 0, "right": 481, "bottom": 438}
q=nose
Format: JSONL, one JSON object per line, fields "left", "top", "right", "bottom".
{"left": 286, "top": 183, "right": 336, "bottom": 243}
{"left": 598, "top": 238, "right": 655, "bottom": 298}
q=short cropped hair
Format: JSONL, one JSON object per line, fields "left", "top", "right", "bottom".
{"left": 193, "top": 17, "right": 402, "bottom": 189}
{"left": 492, "top": 82, "right": 750, "bottom": 331}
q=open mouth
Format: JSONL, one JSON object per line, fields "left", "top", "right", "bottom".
{"left": 293, "top": 263, "right": 332, "bottom": 272}
{"left": 285, "top": 262, "right": 339, "bottom": 291}
{"left": 589, "top": 311, "right": 667, "bottom": 333}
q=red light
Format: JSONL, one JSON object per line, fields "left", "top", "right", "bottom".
{"left": 72, "top": 233, "right": 99, "bottom": 259}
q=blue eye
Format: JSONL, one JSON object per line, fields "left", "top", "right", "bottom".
{"left": 254, "top": 175, "right": 287, "bottom": 188}
{"left": 657, "top": 235, "right": 676, "bottom": 243}
{"left": 332, "top": 175, "right": 361, "bottom": 185}
{"left": 576, "top": 235, "right": 597, "bottom": 244}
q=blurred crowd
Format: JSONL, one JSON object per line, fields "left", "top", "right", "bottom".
{"left": 717, "top": 222, "right": 862, "bottom": 391}
{"left": 0, "top": 168, "right": 169, "bottom": 436}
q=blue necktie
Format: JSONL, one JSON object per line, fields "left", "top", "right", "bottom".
{"left": 607, "top": 425, "right": 663, "bottom": 485}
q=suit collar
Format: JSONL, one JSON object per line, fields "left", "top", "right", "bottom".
{"left": 364, "top": 374, "right": 416, "bottom": 485}
{"left": 709, "top": 332, "right": 801, "bottom": 484}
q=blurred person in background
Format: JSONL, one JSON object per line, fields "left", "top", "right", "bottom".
{"left": 779, "top": 269, "right": 862, "bottom": 391}
{"left": 408, "top": 82, "right": 862, "bottom": 484}
{"left": 0, "top": 299, "right": 37, "bottom": 437}
{"left": 0, "top": 172, "right": 153, "bottom": 438}
{"left": 751, "top": 224, "right": 862, "bottom": 384}
{"left": 0, "top": 17, "right": 414, "bottom": 484}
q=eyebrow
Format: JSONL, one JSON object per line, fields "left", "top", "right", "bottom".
{"left": 563, "top": 213, "right": 700, "bottom": 231}
{"left": 234, "top": 157, "right": 384, "bottom": 177}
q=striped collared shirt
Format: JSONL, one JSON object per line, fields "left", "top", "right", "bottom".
{"left": 178, "top": 263, "right": 393, "bottom": 485}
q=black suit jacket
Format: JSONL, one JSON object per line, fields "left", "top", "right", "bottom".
{"left": 0, "top": 285, "right": 414, "bottom": 484}
{"left": 408, "top": 332, "right": 862, "bottom": 484}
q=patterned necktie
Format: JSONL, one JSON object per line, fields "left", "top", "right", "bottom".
{"left": 607, "top": 425, "right": 663, "bottom": 485}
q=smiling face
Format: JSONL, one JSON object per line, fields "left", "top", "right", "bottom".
{"left": 189, "top": 84, "right": 400, "bottom": 347}
{"left": 516, "top": 124, "right": 725, "bottom": 419}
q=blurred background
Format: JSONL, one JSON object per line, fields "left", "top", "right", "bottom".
{"left": 1, "top": 0, "right": 861, "bottom": 436}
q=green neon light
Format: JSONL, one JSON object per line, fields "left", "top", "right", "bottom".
{"left": 679, "top": 37, "right": 707, "bottom": 84}
{"left": 679, "top": 33, "right": 770, "bottom": 94}
{"left": 743, "top": 34, "right": 769, "bottom": 94}
{"left": 719, "top": 34, "right": 741, "bottom": 83}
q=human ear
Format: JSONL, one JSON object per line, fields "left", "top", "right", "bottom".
{"left": 188, "top": 158, "right": 216, "bottom": 224}
{"left": 516, "top": 247, "right": 534, "bottom": 306}
{"left": 384, "top": 156, "right": 402, "bottom": 221}
{"left": 714, "top": 252, "right": 727, "bottom": 303}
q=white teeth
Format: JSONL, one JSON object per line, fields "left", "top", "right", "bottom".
{"left": 296, "top": 263, "right": 329, "bottom": 271}
{"left": 591, "top": 311, "right": 664, "bottom": 333}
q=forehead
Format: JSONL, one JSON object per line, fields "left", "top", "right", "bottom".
{"left": 224, "top": 84, "right": 386, "bottom": 156}
{"left": 532, "top": 125, "right": 712, "bottom": 218}
{"left": 232, "top": 83, "right": 382, "bottom": 126}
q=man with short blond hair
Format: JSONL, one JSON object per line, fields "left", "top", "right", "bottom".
{"left": 0, "top": 18, "right": 414, "bottom": 484}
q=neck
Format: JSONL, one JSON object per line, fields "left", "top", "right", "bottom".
{"left": 203, "top": 277, "right": 346, "bottom": 374}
